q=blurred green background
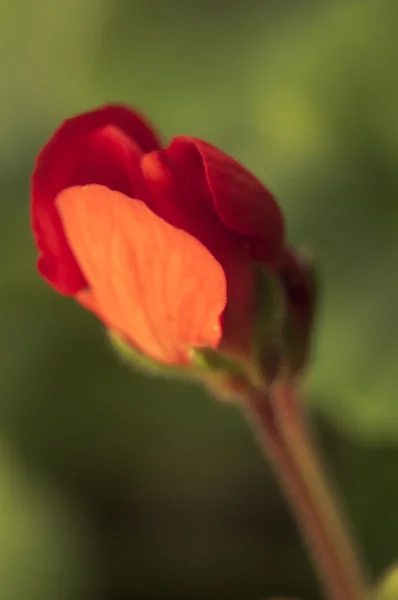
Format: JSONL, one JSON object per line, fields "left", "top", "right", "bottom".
{"left": 1, "top": 0, "right": 398, "bottom": 598}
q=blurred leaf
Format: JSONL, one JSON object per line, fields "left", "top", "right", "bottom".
{"left": 374, "top": 563, "right": 398, "bottom": 600}
{"left": 0, "top": 443, "right": 96, "bottom": 600}
{"left": 244, "top": 0, "right": 398, "bottom": 440}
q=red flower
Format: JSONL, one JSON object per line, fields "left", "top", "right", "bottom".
{"left": 31, "top": 105, "right": 284, "bottom": 365}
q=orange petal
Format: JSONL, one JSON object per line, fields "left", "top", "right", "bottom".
{"left": 57, "top": 184, "right": 227, "bottom": 364}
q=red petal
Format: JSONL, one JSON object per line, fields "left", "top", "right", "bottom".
{"left": 31, "top": 105, "right": 161, "bottom": 295}
{"left": 57, "top": 184, "right": 226, "bottom": 364}
{"left": 166, "top": 137, "right": 285, "bottom": 267}
{"left": 69, "top": 125, "right": 147, "bottom": 198}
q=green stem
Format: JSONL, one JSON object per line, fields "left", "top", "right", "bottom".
{"left": 243, "top": 384, "right": 370, "bottom": 600}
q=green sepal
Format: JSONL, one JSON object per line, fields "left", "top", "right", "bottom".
{"left": 107, "top": 330, "right": 192, "bottom": 380}
{"left": 189, "top": 346, "right": 256, "bottom": 401}
{"left": 189, "top": 346, "right": 248, "bottom": 378}
{"left": 252, "top": 266, "right": 286, "bottom": 381}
